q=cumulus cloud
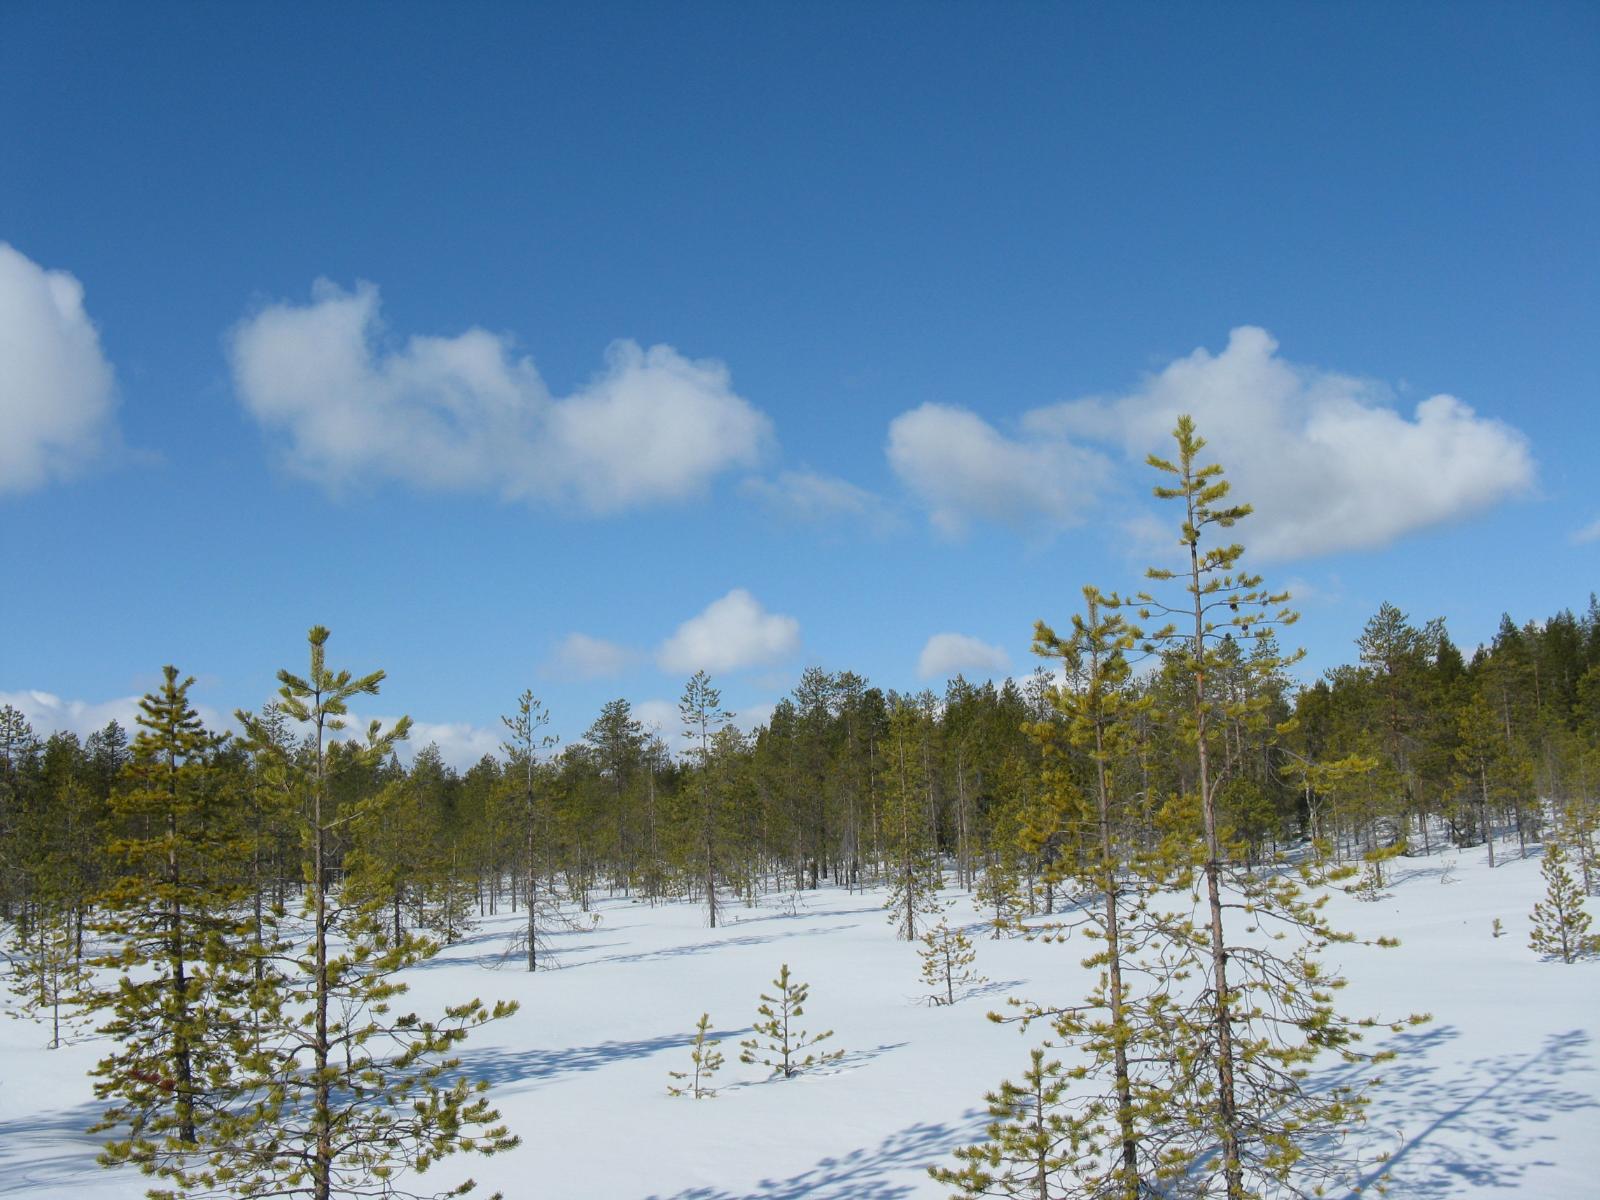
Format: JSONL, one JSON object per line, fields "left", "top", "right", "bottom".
{"left": 0, "top": 244, "right": 118, "bottom": 492}
{"left": 332, "top": 712, "right": 501, "bottom": 772}
{"left": 741, "top": 469, "right": 899, "bottom": 532}
{"left": 917, "top": 633, "right": 1010, "bottom": 681}
{"left": 545, "top": 633, "right": 634, "bottom": 680}
{"left": 886, "top": 402, "right": 1110, "bottom": 537}
{"left": 656, "top": 589, "right": 801, "bottom": 675}
{"left": 401, "top": 721, "right": 504, "bottom": 771}
{"left": 1029, "top": 326, "right": 1534, "bottom": 560}
{"left": 2, "top": 689, "right": 224, "bottom": 741}
{"left": 228, "top": 280, "right": 773, "bottom": 512}
{"left": 1573, "top": 517, "right": 1600, "bottom": 546}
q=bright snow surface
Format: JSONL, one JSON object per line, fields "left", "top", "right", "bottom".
{"left": 2, "top": 846, "right": 1596, "bottom": 1198}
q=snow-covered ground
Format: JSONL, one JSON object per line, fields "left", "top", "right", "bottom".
{"left": 2, "top": 847, "right": 1595, "bottom": 1199}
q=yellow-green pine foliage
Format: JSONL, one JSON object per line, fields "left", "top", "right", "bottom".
{"left": 175, "top": 627, "right": 522, "bottom": 1200}
{"left": 919, "top": 915, "right": 984, "bottom": 1005}
{"left": 1138, "top": 416, "right": 1427, "bottom": 1199}
{"left": 1003, "top": 585, "right": 1192, "bottom": 1199}
{"left": 89, "top": 665, "right": 259, "bottom": 1179}
{"left": 4, "top": 898, "right": 93, "bottom": 1048}
{"left": 928, "top": 1048, "right": 1099, "bottom": 1199}
{"left": 738, "top": 963, "right": 843, "bottom": 1079}
{"left": 667, "top": 1012, "right": 725, "bottom": 1098}
{"left": 880, "top": 699, "right": 941, "bottom": 941}
{"left": 1529, "top": 840, "right": 1597, "bottom": 962}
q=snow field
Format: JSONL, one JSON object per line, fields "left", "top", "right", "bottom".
{"left": 1, "top": 847, "right": 1595, "bottom": 1199}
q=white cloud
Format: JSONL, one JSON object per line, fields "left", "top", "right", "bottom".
{"left": 886, "top": 402, "right": 1110, "bottom": 537}
{"left": 632, "top": 699, "right": 679, "bottom": 735}
{"left": 741, "top": 469, "right": 899, "bottom": 532}
{"left": 917, "top": 633, "right": 1011, "bottom": 681}
{"left": 0, "top": 244, "right": 118, "bottom": 492}
{"left": 1573, "top": 517, "right": 1600, "bottom": 546}
{"left": 228, "top": 280, "right": 773, "bottom": 512}
{"left": 545, "top": 633, "right": 634, "bottom": 680}
{"left": 656, "top": 589, "right": 801, "bottom": 675}
{"left": 400, "top": 721, "right": 503, "bottom": 771}
{"left": 1, "top": 689, "right": 225, "bottom": 741}
{"left": 1029, "top": 326, "right": 1534, "bottom": 560}
{"left": 333, "top": 708, "right": 499, "bottom": 772}
{"left": 737, "top": 700, "right": 777, "bottom": 733}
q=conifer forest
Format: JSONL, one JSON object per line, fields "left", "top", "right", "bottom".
{"left": 5, "top": 6, "right": 1599, "bottom": 1194}
{"left": 3, "top": 421, "right": 1597, "bottom": 1199}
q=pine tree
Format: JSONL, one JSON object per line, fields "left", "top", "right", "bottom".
{"left": 666, "top": 1012, "right": 724, "bottom": 1098}
{"left": 738, "top": 963, "right": 843, "bottom": 1079}
{"left": 1354, "top": 837, "right": 1405, "bottom": 900}
{"left": 679, "top": 671, "right": 732, "bottom": 928}
{"left": 1528, "top": 840, "right": 1597, "bottom": 962}
{"left": 1010, "top": 584, "right": 1188, "bottom": 1199}
{"left": 927, "top": 1048, "right": 1097, "bottom": 1199}
{"left": 4, "top": 897, "right": 92, "bottom": 1048}
{"left": 918, "top": 914, "right": 985, "bottom": 1006}
{"left": 881, "top": 698, "right": 940, "bottom": 940}
{"left": 501, "top": 690, "right": 558, "bottom": 971}
{"left": 1136, "top": 416, "right": 1426, "bottom": 1199}
{"left": 973, "top": 856, "right": 1025, "bottom": 939}
{"left": 89, "top": 666, "right": 258, "bottom": 1175}
{"left": 207, "top": 626, "right": 520, "bottom": 1200}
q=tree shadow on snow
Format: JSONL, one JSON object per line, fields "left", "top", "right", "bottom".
{"left": 961, "top": 977, "right": 1029, "bottom": 1003}
{"left": 455, "top": 1026, "right": 753, "bottom": 1093}
{"left": 641, "top": 1110, "right": 989, "bottom": 1200}
{"left": 0, "top": 1099, "right": 109, "bottom": 1195}
{"left": 582, "top": 924, "right": 859, "bottom": 969}
{"left": 729, "top": 906, "right": 880, "bottom": 925}
{"left": 1328, "top": 1025, "right": 1598, "bottom": 1197}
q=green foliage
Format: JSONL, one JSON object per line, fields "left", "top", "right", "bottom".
{"left": 4, "top": 899, "right": 93, "bottom": 1048}
{"left": 89, "top": 667, "right": 258, "bottom": 1166}
{"left": 667, "top": 1012, "right": 724, "bottom": 1098}
{"left": 928, "top": 1048, "right": 1097, "bottom": 1199}
{"left": 738, "top": 963, "right": 843, "bottom": 1080}
{"left": 880, "top": 699, "right": 941, "bottom": 940}
{"left": 1529, "top": 840, "right": 1597, "bottom": 962}
{"left": 500, "top": 689, "right": 560, "bottom": 971}
{"left": 1133, "top": 416, "right": 1425, "bottom": 1199}
{"left": 919, "top": 914, "right": 985, "bottom": 1006}
{"left": 973, "top": 859, "right": 1025, "bottom": 939}
{"left": 678, "top": 672, "right": 735, "bottom": 928}
{"left": 151, "top": 627, "right": 521, "bottom": 1200}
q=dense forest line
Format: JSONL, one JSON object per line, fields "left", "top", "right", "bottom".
{"left": 6, "top": 594, "right": 1595, "bottom": 953}
{"left": 2, "top": 418, "right": 1597, "bottom": 1199}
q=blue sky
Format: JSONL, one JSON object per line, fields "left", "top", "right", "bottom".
{"left": 3, "top": 2, "right": 1596, "bottom": 762}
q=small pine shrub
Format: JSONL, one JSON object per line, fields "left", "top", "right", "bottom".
{"left": 667, "top": 1012, "right": 723, "bottom": 1099}
{"left": 918, "top": 918, "right": 986, "bottom": 1006}
{"left": 1529, "top": 841, "right": 1598, "bottom": 963}
{"left": 738, "top": 964, "right": 843, "bottom": 1079}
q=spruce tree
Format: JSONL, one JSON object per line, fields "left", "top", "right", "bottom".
{"left": 739, "top": 963, "right": 843, "bottom": 1079}
{"left": 667, "top": 1012, "right": 725, "bottom": 1098}
{"left": 1528, "top": 840, "right": 1597, "bottom": 962}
